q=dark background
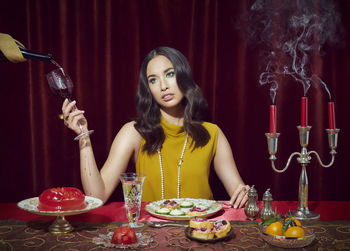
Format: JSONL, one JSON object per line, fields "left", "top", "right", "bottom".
{"left": 0, "top": 0, "right": 349, "bottom": 203}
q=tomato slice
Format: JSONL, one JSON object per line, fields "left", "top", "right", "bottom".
{"left": 111, "top": 226, "right": 138, "bottom": 245}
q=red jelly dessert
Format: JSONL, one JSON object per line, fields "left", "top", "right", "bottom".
{"left": 111, "top": 226, "right": 138, "bottom": 245}
{"left": 37, "top": 187, "right": 86, "bottom": 211}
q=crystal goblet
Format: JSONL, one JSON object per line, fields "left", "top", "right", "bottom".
{"left": 120, "top": 173, "right": 146, "bottom": 228}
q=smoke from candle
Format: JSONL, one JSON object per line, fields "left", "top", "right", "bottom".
{"left": 240, "top": 0, "right": 344, "bottom": 104}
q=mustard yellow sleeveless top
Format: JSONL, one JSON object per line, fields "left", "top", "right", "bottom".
{"left": 136, "top": 117, "right": 218, "bottom": 201}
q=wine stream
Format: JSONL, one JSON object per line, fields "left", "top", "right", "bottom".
{"left": 51, "top": 59, "right": 65, "bottom": 75}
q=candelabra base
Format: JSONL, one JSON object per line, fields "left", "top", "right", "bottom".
{"left": 289, "top": 209, "right": 320, "bottom": 221}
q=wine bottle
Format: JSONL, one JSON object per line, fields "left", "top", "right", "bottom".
{"left": 0, "top": 42, "right": 52, "bottom": 62}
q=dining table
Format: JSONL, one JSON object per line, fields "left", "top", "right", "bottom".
{"left": 0, "top": 200, "right": 350, "bottom": 250}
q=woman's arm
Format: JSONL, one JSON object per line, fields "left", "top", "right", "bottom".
{"left": 62, "top": 99, "right": 141, "bottom": 203}
{"left": 213, "top": 127, "right": 249, "bottom": 208}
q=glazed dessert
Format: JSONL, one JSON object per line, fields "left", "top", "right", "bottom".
{"left": 111, "top": 226, "right": 138, "bottom": 245}
{"left": 37, "top": 187, "right": 86, "bottom": 211}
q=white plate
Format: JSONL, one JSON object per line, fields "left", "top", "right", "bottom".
{"left": 145, "top": 198, "right": 223, "bottom": 220}
{"left": 17, "top": 196, "right": 103, "bottom": 216}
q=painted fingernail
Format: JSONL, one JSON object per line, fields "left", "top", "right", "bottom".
{"left": 234, "top": 205, "right": 237, "bottom": 209}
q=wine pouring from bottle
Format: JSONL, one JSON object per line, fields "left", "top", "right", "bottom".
{"left": 0, "top": 33, "right": 52, "bottom": 63}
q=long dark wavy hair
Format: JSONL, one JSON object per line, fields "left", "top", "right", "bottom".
{"left": 134, "top": 47, "right": 210, "bottom": 154}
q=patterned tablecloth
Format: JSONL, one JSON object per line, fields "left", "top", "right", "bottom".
{"left": 0, "top": 219, "right": 349, "bottom": 250}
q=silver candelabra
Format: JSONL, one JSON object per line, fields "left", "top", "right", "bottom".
{"left": 266, "top": 126, "right": 339, "bottom": 221}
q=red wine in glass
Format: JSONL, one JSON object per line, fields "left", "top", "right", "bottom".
{"left": 46, "top": 65, "right": 94, "bottom": 140}
{"left": 46, "top": 69, "right": 73, "bottom": 99}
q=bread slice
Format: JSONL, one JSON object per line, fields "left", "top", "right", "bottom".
{"left": 190, "top": 218, "right": 214, "bottom": 229}
{"left": 192, "top": 228, "right": 215, "bottom": 239}
{"left": 187, "top": 210, "right": 207, "bottom": 216}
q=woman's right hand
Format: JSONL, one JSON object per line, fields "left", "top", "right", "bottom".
{"left": 61, "top": 99, "right": 88, "bottom": 135}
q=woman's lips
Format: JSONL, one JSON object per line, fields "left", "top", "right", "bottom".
{"left": 162, "top": 93, "right": 174, "bottom": 101}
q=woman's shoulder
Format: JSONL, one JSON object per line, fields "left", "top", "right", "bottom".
{"left": 108, "top": 121, "right": 142, "bottom": 163}
{"left": 122, "top": 120, "right": 137, "bottom": 128}
{"left": 115, "top": 121, "right": 142, "bottom": 143}
{"left": 119, "top": 120, "right": 136, "bottom": 132}
{"left": 201, "top": 121, "right": 219, "bottom": 133}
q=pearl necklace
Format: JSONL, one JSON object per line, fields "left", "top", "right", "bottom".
{"left": 157, "top": 134, "right": 188, "bottom": 200}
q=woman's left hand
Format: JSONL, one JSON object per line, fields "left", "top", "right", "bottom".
{"left": 229, "top": 184, "right": 250, "bottom": 209}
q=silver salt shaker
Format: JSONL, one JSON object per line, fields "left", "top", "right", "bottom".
{"left": 260, "top": 188, "right": 275, "bottom": 221}
{"left": 244, "top": 185, "right": 259, "bottom": 221}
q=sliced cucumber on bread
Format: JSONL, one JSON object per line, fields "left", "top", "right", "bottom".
{"left": 155, "top": 207, "right": 171, "bottom": 215}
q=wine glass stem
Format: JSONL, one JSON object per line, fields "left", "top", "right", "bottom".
{"left": 67, "top": 99, "right": 85, "bottom": 135}
{"left": 77, "top": 121, "right": 84, "bottom": 133}
{"left": 65, "top": 99, "right": 94, "bottom": 141}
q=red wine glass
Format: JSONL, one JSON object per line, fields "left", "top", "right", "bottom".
{"left": 46, "top": 68, "right": 94, "bottom": 140}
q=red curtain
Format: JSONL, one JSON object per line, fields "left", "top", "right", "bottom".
{"left": 1, "top": 0, "right": 349, "bottom": 203}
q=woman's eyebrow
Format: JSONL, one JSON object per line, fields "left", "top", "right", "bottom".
{"left": 147, "top": 74, "right": 156, "bottom": 79}
{"left": 164, "top": 67, "right": 174, "bottom": 73}
{"left": 147, "top": 67, "right": 174, "bottom": 79}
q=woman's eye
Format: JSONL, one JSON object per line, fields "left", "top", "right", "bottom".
{"left": 148, "top": 78, "right": 158, "bottom": 84}
{"left": 166, "top": 71, "right": 175, "bottom": 78}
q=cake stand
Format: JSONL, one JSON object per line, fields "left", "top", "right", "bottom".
{"left": 17, "top": 196, "right": 103, "bottom": 234}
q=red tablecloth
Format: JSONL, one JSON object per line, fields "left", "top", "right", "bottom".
{"left": 1, "top": 200, "right": 349, "bottom": 222}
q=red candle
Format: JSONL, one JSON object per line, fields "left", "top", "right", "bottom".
{"left": 328, "top": 102, "right": 336, "bottom": 129}
{"left": 301, "top": 97, "right": 308, "bottom": 127}
{"left": 269, "top": 105, "right": 277, "bottom": 133}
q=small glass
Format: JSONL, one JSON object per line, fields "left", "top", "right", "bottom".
{"left": 120, "top": 173, "right": 146, "bottom": 228}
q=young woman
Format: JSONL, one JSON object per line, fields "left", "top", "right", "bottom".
{"left": 62, "top": 47, "right": 249, "bottom": 208}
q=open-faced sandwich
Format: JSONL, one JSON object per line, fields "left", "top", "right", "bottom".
{"left": 169, "top": 208, "right": 186, "bottom": 216}
{"left": 189, "top": 218, "right": 231, "bottom": 240}
{"left": 160, "top": 199, "right": 180, "bottom": 210}
{"left": 186, "top": 206, "right": 207, "bottom": 216}
{"left": 180, "top": 200, "right": 194, "bottom": 208}
{"left": 155, "top": 207, "right": 171, "bottom": 215}
{"left": 152, "top": 198, "right": 218, "bottom": 217}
